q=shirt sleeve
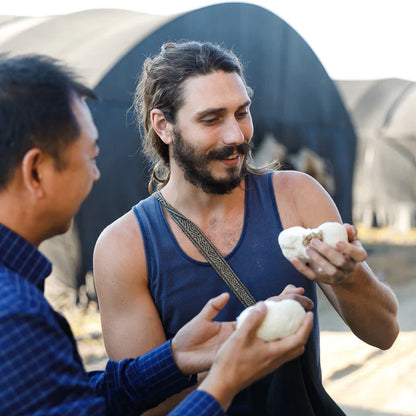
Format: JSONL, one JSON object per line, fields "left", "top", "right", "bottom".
{"left": 0, "top": 304, "right": 196, "bottom": 416}
{"left": 0, "top": 306, "right": 104, "bottom": 416}
{"left": 89, "top": 340, "right": 198, "bottom": 414}
{"left": 167, "top": 390, "right": 226, "bottom": 416}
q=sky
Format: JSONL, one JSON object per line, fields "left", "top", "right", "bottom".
{"left": 1, "top": 0, "right": 416, "bottom": 81}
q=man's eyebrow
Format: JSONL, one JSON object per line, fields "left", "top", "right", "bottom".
{"left": 196, "top": 100, "right": 251, "bottom": 118}
{"left": 196, "top": 107, "right": 226, "bottom": 119}
{"left": 237, "top": 100, "right": 252, "bottom": 110}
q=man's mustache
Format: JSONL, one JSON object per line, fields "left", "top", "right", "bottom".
{"left": 207, "top": 141, "right": 252, "bottom": 160}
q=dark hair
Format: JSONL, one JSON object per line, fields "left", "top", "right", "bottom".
{"left": 133, "top": 41, "right": 254, "bottom": 192}
{"left": 0, "top": 53, "right": 96, "bottom": 190}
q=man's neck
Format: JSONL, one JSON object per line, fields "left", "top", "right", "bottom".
{"left": 160, "top": 175, "right": 247, "bottom": 258}
{"left": 0, "top": 193, "right": 42, "bottom": 247}
{"left": 160, "top": 175, "right": 246, "bottom": 228}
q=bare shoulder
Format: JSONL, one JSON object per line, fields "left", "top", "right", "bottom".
{"left": 271, "top": 170, "right": 341, "bottom": 228}
{"left": 272, "top": 170, "right": 320, "bottom": 192}
{"left": 95, "top": 211, "right": 140, "bottom": 250}
{"left": 93, "top": 210, "right": 147, "bottom": 286}
{"left": 93, "top": 210, "right": 166, "bottom": 359}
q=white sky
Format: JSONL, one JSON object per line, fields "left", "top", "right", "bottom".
{"left": 1, "top": 0, "right": 416, "bottom": 81}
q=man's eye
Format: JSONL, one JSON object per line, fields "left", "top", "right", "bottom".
{"left": 202, "top": 118, "right": 218, "bottom": 124}
{"left": 237, "top": 111, "right": 249, "bottom": 118}
{"left": 92, "top": 149, "right": 100, "bottom": 161}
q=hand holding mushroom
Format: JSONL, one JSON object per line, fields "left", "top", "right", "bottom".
{"left": 278, "top": 222, "right": 367, "bottom": 285}
{"left": 236, "top": 299, "right": 306, "bottom": 341}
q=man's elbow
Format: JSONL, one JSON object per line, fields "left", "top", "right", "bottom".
{"left": 378, "top": 321, "right": 400, "bottom": 350}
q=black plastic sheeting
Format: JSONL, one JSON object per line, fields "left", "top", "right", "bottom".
{"left": 0, "top": 3, "right": 356, "bottom": 293}
{"left": 73, "top": 2, "right": 356, "bottom": 293}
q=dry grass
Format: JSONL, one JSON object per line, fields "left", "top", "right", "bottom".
{"left": 357, "top": 225, "right": 416, "bottom": 245}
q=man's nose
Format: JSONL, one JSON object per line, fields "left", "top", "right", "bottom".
{"left": 222, "top": 117, "right": 245, "bottom": 145}
{"left": 93, "top": 165, "right": 101, "bottom": 182}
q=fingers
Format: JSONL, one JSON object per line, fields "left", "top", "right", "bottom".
{"left": 267, "top": 293, "right": 314, "bottom": 311}
{"left": 266, "top": 285, "right": 314, "bottom": 310}
{"left": 344, "top": 223, "right": 357, "bottom": 242}
{"left": 281, "top": 284, "right": 303, "bottom": 295}
{"left": 292, "top": 249, "right": 354, "bottom": 285}
{"left": 293, "top": 295, "right": 314, "bottom": 310}
{"left": 204, "top": 309, "right": 314, "bottom": 404}
{"left": 266, "top": 285, "right": 303, "bottom": 301}
{"left": 306, "top": 236, "right": 367, "bottom": 274}
{"left": 295, "top": 311, "right": 314, "bottom": 341}
{"left": 271, "top": 312, "right": 313, "bottom": 354}
{"left": 340, "top": 223, "right": 367, "bottom": 262}
{"left": 307, "top": 238, "right": 347, "bottom": 268}
{"left": 291, "top": 257, "right": 317, "bottom": 281}
{"left": 261, "top": 312, "right": 313, "bottom": 368}
{"left": 307, "top": 242, "right": 348, "bottom": 276}
{"left": 198, "top": 293, "right": 230, "bottom": 321}
{"left": 283, "top": 311, "right": 313, "bottom": 344}
{"left": 336, "top": 239, "right": 367, "bottom": 262}
{"left": 236, "top": 302, "right": 267, "bottom": 336}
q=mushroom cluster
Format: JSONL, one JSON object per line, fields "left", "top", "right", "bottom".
{"left": 278, "top": 222, "right": 348, "bottom": 262}
{"left": 236, "top": 299, "right": 306, "bottom": 341}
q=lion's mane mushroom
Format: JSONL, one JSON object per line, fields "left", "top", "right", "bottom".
{"left": 278, "top": 222, "right": 348, "bottom": 262}
{"left": 236, "top": 299, "right": 306, "bottom": 341}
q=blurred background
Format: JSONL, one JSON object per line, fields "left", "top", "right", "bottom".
{"left": 1, "top": 1, "right": 415, "bottom": 415}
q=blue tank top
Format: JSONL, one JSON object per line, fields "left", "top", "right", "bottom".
{"left": 133, "top": 172, "right": 345, "bottom": 416}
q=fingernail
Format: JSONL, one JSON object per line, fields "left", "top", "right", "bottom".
{"left": 305, "top": 247, "right": 313, "bottom": 256}
{"left": 310, "top": 239, "right": 320, "bottom": 248}
{"left": 254, "top": 302, "right": 265, "bottom": 312}
{"left": 336, "top": 241, "right": 345, "bottom": 250}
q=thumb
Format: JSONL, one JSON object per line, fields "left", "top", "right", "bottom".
{"left": 237, "top": 302, "right": 267, "bottom": 337}
{"left": 344, "top": 223, "right": 357, "bottom": 242}
{"left": 281, "top": 284, "right": 304, "bottom": 295}
{"left": 198, "top": 293, "right": 230, "bottom": 321}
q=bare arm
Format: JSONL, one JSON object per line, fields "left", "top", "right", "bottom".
{"left": 93, "top": 212, "right": 166, "bottom": 359}
{"left": 94, "top": 212, "right": 195, "bottom": 414}
{"left": 273, "top": 171, "right": 399, "bottom": 350}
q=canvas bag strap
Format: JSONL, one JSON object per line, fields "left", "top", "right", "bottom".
{"left": 153, "top": 191, "right": 256, "bottom": 308}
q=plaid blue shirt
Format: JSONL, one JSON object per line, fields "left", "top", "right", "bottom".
{"left": 0, "top": 223, "right": 225, "bottom": 416}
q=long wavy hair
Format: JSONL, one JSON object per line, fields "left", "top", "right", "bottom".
{"left": 133, "top": 41, "right": 273, "bottom": 193}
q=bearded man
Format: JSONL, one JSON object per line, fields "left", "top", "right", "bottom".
{"left": 93, "top": 41, "right": 398, "bottom": 416}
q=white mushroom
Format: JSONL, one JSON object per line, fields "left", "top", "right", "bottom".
{"left": 278, "top": 222, "right": 348, "bottom": 262}
{"left": 236, "top": 299, "right": 306, "bottom": 341}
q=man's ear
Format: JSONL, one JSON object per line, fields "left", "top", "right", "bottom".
{"left": 21, "top": 148, "right": 47, "bottom": 199}
{"left": 151, "top": 109, "right": 174, "bottom": 144}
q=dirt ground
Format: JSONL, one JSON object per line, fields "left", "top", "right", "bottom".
{"left": 318, "top": 243, "right": 416, "bottom": 416}
{"left": 54, "top": 239, "right": 416, "bottom": 416}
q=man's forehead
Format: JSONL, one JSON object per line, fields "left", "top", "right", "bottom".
{"left": 71, "top": 95, "right": 98, "bottom": 140}
{"left": 181, "top": 71, "right": 249, "bottom": 111}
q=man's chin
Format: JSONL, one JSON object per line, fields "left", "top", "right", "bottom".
{"left": 200, "top": 175, "right": 244, "bottom": 195}
{"left": 54, "top": 218, "right": 74, "bottom": 238}
{"left": 182, "top": 160, "right": 246, "bottom": 194}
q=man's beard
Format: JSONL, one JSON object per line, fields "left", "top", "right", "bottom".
{"left": 171, "top": 127, "right": 251, "bottom": 195}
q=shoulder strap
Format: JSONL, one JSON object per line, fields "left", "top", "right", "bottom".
{"left": 153, "top": 191, "right": 256, "bottom": 308}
